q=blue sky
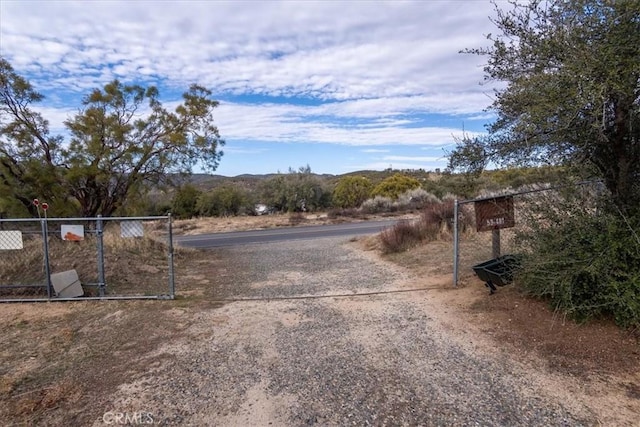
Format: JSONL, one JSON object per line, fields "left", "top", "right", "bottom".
{"left": 0, "top": 0, "right": 500, "bottom": 177}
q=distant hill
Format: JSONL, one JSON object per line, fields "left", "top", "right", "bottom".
{"left": 184, "top": 169, "right": 436, "bottom": 189}
{"left": 184, "top": 173, "right": 280, "bottom": 192}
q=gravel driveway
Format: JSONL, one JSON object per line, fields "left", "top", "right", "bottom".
{"left": 97, "top": 237, "right": 594, "bottom": 426}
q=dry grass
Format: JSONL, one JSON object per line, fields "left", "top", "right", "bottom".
{"left": 0, "top": 238, "right": 45, "bottom": 285}
{"left": 326, "top": 207, "right": 363, "bottom": 219}
{"left": 288, "top": 211, "right": 307, "bottom": 225}
{"left": 11, "top": 379, "right": 82, "bottom": 417}
{"left": 379, "top": 220, "right": 425, "bottom": 253}
{"left": 0, "top": 298, "right": 206, "bottom": 426}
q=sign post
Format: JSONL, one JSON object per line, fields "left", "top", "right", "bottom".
{"left": 492, "top": 229, "right": 501, "bottom": 258}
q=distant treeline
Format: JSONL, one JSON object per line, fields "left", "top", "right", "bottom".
{"left": 141, "top": 165, "right": 566, "bottom": 219}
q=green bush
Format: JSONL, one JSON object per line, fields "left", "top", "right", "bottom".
{"left": 372, "top": 173, "right": 421, "bottom": 199}
{"left": 332, "top": 176, "right": 373, "bottom": 208}
{"left": 197, "top": 185, "right": 249, "bottom": 217}
{"left": 515, "top": 191, "right": 640, "bottom": 328}
{"left": 171, "top": 184, "right": 201, "bottom": 219}
{"left": 259, "top": 166, "right": 331, "bottom": 212}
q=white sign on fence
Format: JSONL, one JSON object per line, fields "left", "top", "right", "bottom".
{"left": 121, "top": 221, "right": 144, "bottom": 238}
{"left": 0, "top": 230, "right": 24, "bottom": 250}
{"left": 50, "top": 269, "right": 84, "bottom": 298}
{"left": 61, "top": 224, "right": 85, "bottom": 241}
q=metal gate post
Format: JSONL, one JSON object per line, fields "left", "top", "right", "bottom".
{"left": 96, "top": 215, "right": 106, "bottom": 297}
{"left": 41, "top": 218, "right": 53, "bottom": 299}
{"left": 453, "top": 199, "right": 459, "bottom": 287}
{"left": 167, "top": 213, "right": 175, "bottom": 298}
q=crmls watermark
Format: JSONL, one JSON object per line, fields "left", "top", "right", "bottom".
{"left": 102, "top": 411, "right": 154, "bottom": 425}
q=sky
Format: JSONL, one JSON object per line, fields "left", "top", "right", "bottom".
{"left": 0, "top": 0, "right": 501, "bottom": 177}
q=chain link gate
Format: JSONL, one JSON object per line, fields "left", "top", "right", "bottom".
{"left": 0, "top": 215, "right": 175, "bottom": 302}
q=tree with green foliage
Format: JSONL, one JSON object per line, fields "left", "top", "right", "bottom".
{"left": 197, "top": 185, "right": 249, "bottom": 217}
{"left": 332, "top": 176, "right": 373, "bottom": 208}
{"left": 260, "top": 166, "right": 331, "bottom": 212}
{"left": 0, "top": 57, "right": 224, "bottom": 217}
{"left": 449, "top": 0, "right": 640, "bottom": 214}
{"left": 128, "top": 192, "right": 172, "bottom": 217}
{"left": 449, "top": 0, "right": 640, "bottom": 327}
{"left": 259, "top": 175, "right": 288, "bottom": 212}
{"left": 372, "top": 173, "right": 421, "bottom": 199}
{"left": 171, "top": 184, "right": 202, "bottom": 219}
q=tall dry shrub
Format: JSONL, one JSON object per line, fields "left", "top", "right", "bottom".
{"left": 379, "top": 199, "right": 466, "bottom": 253}
{"left": 379, "top": 220, "right": 425, "bottom": 253}
{"left": 422, "top": 200, "right": 454, "bottom": 237}
{"left": 395, "top": 188, "right": 440, "bottom": 211}
{"left": 361, "top": 196, "right": 394, "bottom": 214}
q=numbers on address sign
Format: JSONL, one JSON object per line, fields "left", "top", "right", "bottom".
{"left": 486, "top": 217, "right": 505, "bottom": 227}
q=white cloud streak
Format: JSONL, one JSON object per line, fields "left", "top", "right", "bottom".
{"left": 213, "top": 101, "right": 484, "bottom": 146}
{"left": 1, "top": 0, "right": 497, "bottom": 159}
{"left": 1, "top": 1, "right": 497, "bottom": 102}
{"left": 222, "top": 147, "right": 268, "bottom": 155}
{"left": 361, "top": 149, "right": 390, "bottom": 153}
{"left": 383, "top": 156, "right": 444, "bottom": 162}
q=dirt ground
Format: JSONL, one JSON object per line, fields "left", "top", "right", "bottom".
{"left": 376, "top": 237, "right": 640, "bottom": 377}
{"left": 371, "top": 237, "right": 640, "bottom": 424}
{"left": 1, "top": 215, "right": 639, "bottom": 425}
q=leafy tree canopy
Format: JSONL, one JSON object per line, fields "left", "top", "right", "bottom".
{"left": 448, "top": 0, "right": 640, "bottom": 212}
{"left": 197, "top": 185, "right": 249, "bottom": 217}
{"left": 259, "top": 165, "right": 331, "bottom": 212}
{"left": 0, "top": 57, "right": 224, "bottom": 217}
{"left": 171, "top": 184, "right": 202, "bottom": 219}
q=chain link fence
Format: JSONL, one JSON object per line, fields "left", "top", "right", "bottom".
{"left": 0, "top": 215, "right": 175, "bottom": 302}
{"left": 452, "top": 181, "right": 602, "bottom": 287}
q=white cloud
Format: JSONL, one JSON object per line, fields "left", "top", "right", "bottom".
{"left": 1, "top": 1, "right": 500, "bottom": 174}
{"left": 383, "top": 156, "right": 444, "bottom": 162}
{"left": 223, "top": 147, "right": 268, "bottom": 155}
{"left": 1, "top": 1, "right": 498, "bottom": 105}
{"left": 32, "top": 106, "right": 77, "bottom": 133}
{"left": 30, "top": 98, "right": 484, "bottom": 148}
{"left": 213, "top": 101, "right": 483, "bottom": 146}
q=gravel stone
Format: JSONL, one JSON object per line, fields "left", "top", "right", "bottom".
{"left": 99, "top": 237, "right": 593, "bottom": 426}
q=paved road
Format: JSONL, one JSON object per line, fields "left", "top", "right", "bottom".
{"left": 175, "top": 219, "right": 399, "bottom": 248}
